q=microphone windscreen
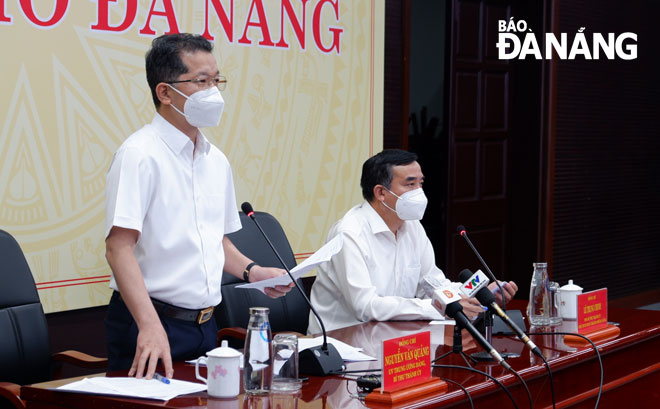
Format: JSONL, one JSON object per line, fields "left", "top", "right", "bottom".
{"left": 458, "top": 268, "right": 473, "bottom": 282}
{"left": 241, "top": 202, "right": 254, "bottom": 215}
{"left": 444, "top": 300, "right": 463, "bottom": 319}
{"left": 457, "top": 225, "right": 466, "bottom": 234}
{"left": 475, "top": 287, "right": 496, "bottom": 305}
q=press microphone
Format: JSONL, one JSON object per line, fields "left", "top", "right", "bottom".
{"left": 422, "top": 274, "right": 511, "bottom": 370}
{"left": 458, "top": 269, "right": 542, "bottom": 358}
{"left": 456, "top": 225, "right": 507, "bottom": 310}
{"left": 240, "top": 202, "right": 345, "bottom": 376}
{"left": 459, "top": 269, "right": 490, "bottom": 298}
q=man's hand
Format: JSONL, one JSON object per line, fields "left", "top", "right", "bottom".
{"left": 459, "top": 296, "right": 485, "bottom": 319}
{"left": 249, "top": 266, "right": 295, "bottom": 298}
{"left": 488, "top": 281, "right": 518, "bottom": 305}
{"left": 129, "top": 322, "right": 173, "bottom": 380}
{"left": 106, "top": 226, "right": 173, "bottom": 380}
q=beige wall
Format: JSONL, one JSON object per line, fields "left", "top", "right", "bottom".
{"left": 0, "top": 0, "right": 384, "bottom": 313}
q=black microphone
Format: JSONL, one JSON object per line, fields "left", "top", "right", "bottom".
{"left": 458, "top": 269, "right": 543, "bottom": 358}
{"left": 240, "top": 202, "right": 345, "bottom": 376}
{"left": 423, "top": 272, "right": 511, "bottom": 370}
{"left": 456, "top": 225, "right": 507, "bottom": 310}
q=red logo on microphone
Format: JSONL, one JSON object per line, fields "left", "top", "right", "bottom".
{"left": 443, "top": 290, "right": 454, "bottom": 298}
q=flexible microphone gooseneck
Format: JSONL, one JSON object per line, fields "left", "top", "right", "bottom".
{"left": 456, "top": 225, "right": 507, "bottom": 311}
{"left": 240, "top": 202, "right": 345, "bottom": 376}
{"left": 458, "top": 269, "right": 543, "bottom": 358}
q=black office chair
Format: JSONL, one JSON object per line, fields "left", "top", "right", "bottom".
{"left": 0, "top": 230, "right": 106, "bottom": 409}
{"left": 215, "top": 212, "right": 309, "bottom": 345}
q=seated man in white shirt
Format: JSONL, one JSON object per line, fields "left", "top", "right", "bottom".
{"left": 308, "top": 149, "right": 518, "bottom": 333}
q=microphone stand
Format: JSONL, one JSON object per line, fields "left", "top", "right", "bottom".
{"left": 433, "top": 324, "right": 474, "bottom": 368}
{"left": 242, "top": 205, "right": 345, "bottom": 376}
{"left": 470, "top": 310, "right": 496, "bottom": 361}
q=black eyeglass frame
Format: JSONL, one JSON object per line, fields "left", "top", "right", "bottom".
{"left": 166, "top": 75, "right": 227, "bottom": 90}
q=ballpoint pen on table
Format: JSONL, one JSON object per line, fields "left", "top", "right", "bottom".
{"left": 154, "top": 373, "right": 170, "bottom": 384}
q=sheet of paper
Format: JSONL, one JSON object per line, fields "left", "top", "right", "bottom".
{"left": 189, "top": 335, "right": 376, "bottom": 364}
{"left": 236, "top": 234, "right": 343, "bottom": 294}
{"left": 298, "top": 336, "right": 377, "bottom": 362}
{"left": 428, "top": 319, "right": 456, "bottom": 325}
{"left": 56, "top": 376, "right": 207, "bottom": 401}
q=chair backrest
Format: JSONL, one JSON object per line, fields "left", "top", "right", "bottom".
{"left": 0, "top": 230, "right": 52, "bottom": 385}
{"left": 215, "top": 212, "right": 309, "bottom": 335}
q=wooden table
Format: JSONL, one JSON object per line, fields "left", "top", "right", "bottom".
{"left": 21, "top": 303, "right": 660, "bottom": 408}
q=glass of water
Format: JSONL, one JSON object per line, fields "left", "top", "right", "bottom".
{"left": 548, "top": 281, "right": 563, "bottom": 325}
{"left": 271, "top": 333, "right": 302, "bottom": 391}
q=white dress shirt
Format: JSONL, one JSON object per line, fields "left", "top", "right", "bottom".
{"left": 105, "top": 113, "right": 241, "bottom": 309}
{"left": 308, "top": 202, "right": 460, "bottom": 334}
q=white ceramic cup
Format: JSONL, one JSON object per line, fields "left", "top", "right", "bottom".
{"left": 196, "top": 340, "right": 241, "bottom": 398}
{"left": 558, "top": 280, "right": 583, "bottom": 320}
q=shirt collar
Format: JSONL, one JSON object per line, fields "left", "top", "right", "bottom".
{"left": 361, "top": 201, "right": 392, "bottom": 235}
{"left": 152, "top": 113, "right": 211, "bottom": 155}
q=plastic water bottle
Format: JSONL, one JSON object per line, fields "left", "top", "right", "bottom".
{"left": 528, "top": 262, "right": 551, "bottom": 326}
{"left": 243, "top": 307, "right": 273, "bottom": 394}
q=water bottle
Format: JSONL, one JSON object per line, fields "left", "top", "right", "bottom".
{"left": 243, "top": 307, "right": 273, "bottom": 394}
{"left": 528, "top": 262, "right": 551, "bottom": 326}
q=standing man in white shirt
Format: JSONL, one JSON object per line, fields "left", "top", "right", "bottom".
{"left": 105, "top": 33, "right": 291, "bottom": 380}
{"left": 308, "top": 150, "right": 518, "bottom": 333}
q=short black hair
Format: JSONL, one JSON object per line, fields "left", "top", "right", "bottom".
{"left": 360, "top": 149, "right": 418, "bottom": 201}
{"left": 145, "top": 33, "right": 214, "bottom": 108}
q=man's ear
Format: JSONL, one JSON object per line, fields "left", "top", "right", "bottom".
{"left": 373, "top": 185, "right": 386, "bottom": 202}
{"left": 156, "top": 83, "right": 173, "bottom": 106}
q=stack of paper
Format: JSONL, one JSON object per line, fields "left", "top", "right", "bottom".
{"left": 298, "top": 336, "right": 376, "bottom": 362}
{"left": 189, "top": 335, "right": 376, "bottom": 366}
{"left": 56, "top": 377, "right": 207, "bottom": 401}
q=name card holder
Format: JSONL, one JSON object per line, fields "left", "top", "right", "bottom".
{"left": 564, "top": 288, "right": 620, "bottom": 347}
{"left": 365, "top": 331, "right": 447, "bottom": 405}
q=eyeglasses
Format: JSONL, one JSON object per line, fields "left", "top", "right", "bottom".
{"left": 167, "top": 75, "right": 227, "bottom": 91}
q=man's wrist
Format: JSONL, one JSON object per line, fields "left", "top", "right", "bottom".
{"left": 243, "top": 262, "right": 259, "bottom": 282}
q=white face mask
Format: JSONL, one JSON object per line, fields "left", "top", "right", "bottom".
{"left": 167, "top": 84, "right": 225, "bottom": 128}
{"left": 383, "top": 187, "right": 428, "bottom": 221}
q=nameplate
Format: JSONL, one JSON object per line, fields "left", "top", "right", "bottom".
{"left": 381, "top": 331, "right": 431, "bottom": 392}
{"left": 577, "top": 288, "right": 608, "bottom": 334}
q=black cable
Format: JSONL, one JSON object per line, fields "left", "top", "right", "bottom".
{"left": 531, "top": 332, "right": 603, "bottom": 409}
{"left": 433, "top": 364, "right": 519, "bottom": 409}
{"left": 538, "top": 353, "right": 556, "bottom": 409}
{"left": 343, "top": 378, "right": 370, "bottom": 408}
{"left": 507, "top": 366, "right": 533, "bottom": 409}
{"left": 440, "top": 377, "right": 474, "bottom": 409}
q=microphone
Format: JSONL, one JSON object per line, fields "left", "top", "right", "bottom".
{"left": 422, "top": 274, "right": 511, "bottom": 370}
{"left": 240, "top": 202, "right": 345, "bottom": 376}
{"left": 456, "top": 225, "right": 507, "bottom": 310}
{"left": 459, "top": 269, "right": 490, "bottom": 298}
{"left": 458, "top": 269, "right": 542, "bottom": 358}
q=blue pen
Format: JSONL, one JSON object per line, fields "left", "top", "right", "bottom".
{"left": 154, "top": 373, "right": 170, "bottom": 384}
